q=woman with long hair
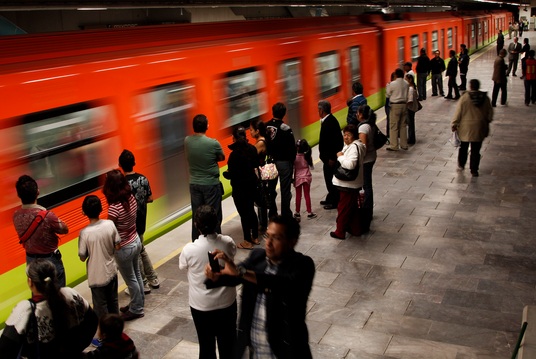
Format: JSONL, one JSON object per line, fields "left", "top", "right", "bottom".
{"left": 405, "top": 73, "right": 419, "bottom": 145}
{"left": 102, "top": 169, "right": 144, "bottom": 321}
{"left": 0, "top": 259, "right": 97, "bottom": 358}
{"left": 357, "top": 105, "right": 377, "bottom": 231}
{"left": 223, "top": 127, "right": 259, "bottom": 249}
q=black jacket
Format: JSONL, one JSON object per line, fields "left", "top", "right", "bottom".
{"left": 265, "top": 118, "right": 297, "bottom": 163}
{"left": 430, "top": 56, "right": 446, "bottom": 74}
{"left": 416, "top": 54, "right": 431, "bottom": 74}
{"left": 446, "top": 56, "right": 458, "bottom": 77}
{"left": 224, "top": 140, "right": 258, "bottom": 189}
{"left": 319, "top": 114, "right": 343, "bottom": 163}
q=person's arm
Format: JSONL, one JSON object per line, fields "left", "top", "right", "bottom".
{"left": 0, "top": 328, "right": 23, "bottom": 359}
{"left": 78, "top": 232, "right": 88, "bottom": 262}
{"left": 48, "top": 211, "right": 69, "bottom": 235}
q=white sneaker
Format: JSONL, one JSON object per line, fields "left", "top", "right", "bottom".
{"left": 148, "top": 278, "right": 160, "bottom": 289}
{"left": 125, "top": 284, "right": 151, "bottom": 296}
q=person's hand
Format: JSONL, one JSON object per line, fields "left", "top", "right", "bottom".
{"left": 451, "top": 126, "right": 457, "bottom": 132}
{"left": 211, "top": 249, "right": 239, "bottom": 276}
{"left": 336, "top": 151, "right": 343, "bottom": 157}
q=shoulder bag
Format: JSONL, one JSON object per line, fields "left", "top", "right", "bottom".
{"left": 259, "top": 156, "right": 278, "bottom": 180}
{"left": 334, "top": 144, "right": 360, "bottom": 181}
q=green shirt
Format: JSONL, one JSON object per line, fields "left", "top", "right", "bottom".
{"left": 185, "top": 134, "right": 224, "bottom": 186}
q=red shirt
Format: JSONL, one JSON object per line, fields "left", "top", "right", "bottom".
{"left": 525, "top": 58, "right": 536, "bottom": 81}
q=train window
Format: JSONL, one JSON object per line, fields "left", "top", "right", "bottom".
{"left": 398, "top": 37, "right": 405, "bottom": 68}
{"left": 478, "top": 23, "right": 482, "bottom": 37}
{"left": 471, "top": 24, "right": 475, "bottom": 40}
{"left": 411, "top": 35, "right": 419, "bottom": 61}
{"left": 432, "top": 31, "right": 438, "bottom": 52}
{"left": 447, "top": 28, "right": 453, "bottom": 49}
{"left": 348, "top": 46, "right": 361, "bottom": 83}
{"left": 224, "top": 69, "right": 267, "bottom": 127}
{"left": 279, "top": 59, "right": 303, "bottom": 140}
{"left": 423, "top": 33, "right": 428, "bottom": 54}
{"left": 2, "top": 103, "right": 120, "bottom": 208}
{"left": 315, "top": 51, "right": 341, "bottom": 98}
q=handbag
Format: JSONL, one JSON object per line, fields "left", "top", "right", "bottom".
{"left": 416, "top": 101, "right": 423, "bottom": 112}
{"left": 259, "top": 156, "right": 278, "bottom": 181}
{"left": 333, "top": 144, "right": 359, "bottom": 181}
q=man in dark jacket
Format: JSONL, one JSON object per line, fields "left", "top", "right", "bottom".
{"left": 430, "top": 50, "right": 446, "bottom": 96}
{"left": 266, "top": 102, "right": 297, "bottom": 218}
{"left": 492, "top": 49, "right": 508, "bottom": 107}
{"left": 458, "top": 44, "right": 470, "bottom": 91}
{"left": 318, "top": 100, "right": 344, "bottom": 210}
{"left": 346, "top": 81, "right": 367, "bottom": 125}
{"left": 497, "top": 30, "right": 505, "bottom": 56}
{"left": 206, "top": 215, "right": 314, "bottom": 359}
{"left": 445, "top": 50, "right": 460, "bottom": 100}
{"left": 416, "top": 48, "right": 431, "bottom": 100}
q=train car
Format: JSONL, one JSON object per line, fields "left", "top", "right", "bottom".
{"left": 0, "top": 16, "right": 381, "bottom": 325}
{"left": 458, "top": 11, "right": 494, "bottom": 51}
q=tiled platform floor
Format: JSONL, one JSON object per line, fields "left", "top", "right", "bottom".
{"left": 75, "top": 32, "right": 536, "bottom": 359}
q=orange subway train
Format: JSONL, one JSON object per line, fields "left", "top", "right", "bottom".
{"left": 0, "top": 10, "right": 510, "bottom": 325}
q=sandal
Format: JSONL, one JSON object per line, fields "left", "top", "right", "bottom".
{"left": 251, "top": 238, "right": 261, "bottom": 245}
{"left": 237, "top": 241, "right": 254, "bottom": 250}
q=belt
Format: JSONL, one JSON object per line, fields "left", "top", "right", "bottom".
{"left": 390, "top": 102, "right": 406, "bottom": 104}
{"left": 27, "top": 249, "right": 59, "bottom": 258}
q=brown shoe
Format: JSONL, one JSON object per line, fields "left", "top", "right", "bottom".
{"left": 121, "top": 311, "right": 144, "bottom": 321}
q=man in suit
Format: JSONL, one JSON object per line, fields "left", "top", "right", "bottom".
{"left": 492, "top": 49, "right": 508, "bottom": 107}
{"left": 445, "top": 50, "right": 460, "bottom": 100}
{"left": 497, "top": 30, "right": 505, "bottom": 56}
{"left": 416, "top": 48, "right": 431, "bottom": 100}
{"left": 318, "top": 100, "right": 344, "bottom": 210}
{"left": 205, "top": 215, "right": 314, "bottom": 359}
{"left": 506, "top": 36, "right": 522, "bottom": 77}
{"left": 458, "top": 44, "right": 470, "bottom": 91}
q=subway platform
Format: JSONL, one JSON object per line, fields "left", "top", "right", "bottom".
{"left": 75, "top": 32, "right": 536, "bottom": 358}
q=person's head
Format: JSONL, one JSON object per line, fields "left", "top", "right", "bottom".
{"left": 529, "top": 50, "right": 535, "bottom": 59}
{"left": 272, "top": 102, "right": 287, "bottom": 120}
{"left": 514, "top": 36, "right": 519, "bottom": 43}
{"left": 265, "top": 215, "right": 300, "bottom": 262}
{"left": 318, "top": 100, "right": 331, "bottom": 117}
{"left": 405, "top": 73, "right": 415, "bottom": 86}
{"left": 296, "top": 139, "right": 311, "bottom": 154}
{"left": 352, "top": 81, "right": 364, "bottom": 95}
{"left": 342, "top": 124, "right": 359, "bottom": 145}
{"left": 357, "top": 105, "right": 376, "bottom": 125}
{"left": 118, "top": 149, "right": 135, "bottom": 172}
{"left": 99, "top": 314, "right": 124, "bottom": 341}
{"left": 498, "top": 29, "right": 502, "bottom": 34}
{"left": 420, "top": 48, "right": 426, "bottom": 55}
{"left": 500, "top": 49, "right": 507, "bottom": 57}
{"left": 403, "top": 62, "right": 412, "bottom": 72}
{"left": 16, "top": 175, "right": 38, "bottom": 204}
{"left": 249, "top": 118, "right": 266, "bottom": 139}
{"left": 524, "top": 38, "right": 529, "bottom": 45}
{"left": 449, "top": 50, "right": 456, "bottom": 58}
{"left": 390, "top": 71, "right": 396, "bottom": 81}
{"left": 102, "top": 169, "right": 131, "bottom": 206}
{"left": 434, "top": 50, "right": 440, "bottom": 58}
{"left": 469, "top": 79, "right": 480, "bottom": 91}
{"left": 194, "top": 205, "right": 218, "bottom": 235}
{"left": 394, "top": 68, "right": 404, "bottom": 79}
{"left": 82, "top": 195, "right": 102, "bottom": 219}
{"left": 192, "top": 114, "right": 208, "bottom": 133}
{"left": 232, "top": 126, "right": 247, "bottom": 142}
{"left": 460, "top": 44, "right": 467, "bottom": 51}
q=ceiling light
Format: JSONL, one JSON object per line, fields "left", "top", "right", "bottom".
{"left": 77, "top": 7, "right": 107, "bottom": 10}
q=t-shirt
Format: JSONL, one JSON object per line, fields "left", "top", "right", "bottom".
{"left": 125, "top": 173, "right": 152, "bottom": 235}
{"left": 78, "top": 219, "right": 120, "bottom": 287}
{"left": 107, "top": 195, "right": 137, "bottom": 247}
{"left": 179, "top": 233, "right": 236, "bottom": 311}
{"left": 358, "top": 123, "right": 377, "bottom": 163}
{"left": 185, "top": 134, "right": 224, "bottom": 186}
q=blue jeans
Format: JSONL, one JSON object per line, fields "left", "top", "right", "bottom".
{"left": 26, "top": 251, "right": 66, "bottom": 287}
{"left": 190, "top": 183, "right": 223, "bottom": 241}
{"left": 115, "top": 237, "right": 144, "bottom": 315}
{"left": 268, "top": 161, "right": 293, "bottom": 218}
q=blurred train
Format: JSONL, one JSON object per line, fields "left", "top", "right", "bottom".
{"left": 0, "top": 10, "right": 511, "bottom": 325}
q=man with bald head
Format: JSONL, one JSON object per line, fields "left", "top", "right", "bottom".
{"left": 506, "top": 36, "right": 522, "bottom": 77}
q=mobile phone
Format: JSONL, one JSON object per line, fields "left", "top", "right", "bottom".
{"left": 208, "top": 251, "right": 220, "bottom": 273}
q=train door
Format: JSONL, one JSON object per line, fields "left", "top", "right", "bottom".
{"left": 398, "top": 37, "right": 405, "bottom": 68}
{"left": 441, "top": 29, "right": 445, "bottom": 55}
{"left": 348, "top": 46, "right": 361, "bottom": 94}
{"left": 279, "top": 59, "right": 303, "bottom": 140}
{"left": 423, "top": 32, "right": 428, "bottom": 55}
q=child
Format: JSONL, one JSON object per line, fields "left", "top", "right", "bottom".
{"left": 84, "top": 313, "right": 139, "bottom": 359}
{"left": 79, "top": 195, "right": 121, "bottom": 319}
{"left": 294, "top": 139, "right": 317, "bottom": 220}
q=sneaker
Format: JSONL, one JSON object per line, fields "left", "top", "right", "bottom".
{"left": 148, "top": 278, "right": 160, "bottom": 289}
{"left": 121, "top": 311, "right": 144, "bottom": 321}
{"left": 144, "top": 282, "right": 152, "bottom": 294}
{"left": 293, "top": 213, "right": 301, "bottom": 222}
{"left": 91, "top": 338, "right": 103, "bottom": 348}
{"left": 307, "top": 213, "right": 317, "bottom": 219}
{"left": 457, "top": 165, "right": 464, "bottom": 171}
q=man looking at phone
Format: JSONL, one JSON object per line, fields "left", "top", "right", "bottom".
{"left": 206, "top": 215, "right": 315, "bottom": 359}
{"left": 179, "top": 205, "right": 237, "bottom": 359}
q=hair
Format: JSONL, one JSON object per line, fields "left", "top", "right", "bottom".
{"left": 469, "top": 79, "right": 480, "bottom": 91}
{"left": 342, "top": 124, "right": 359, "bottom": 141}
{"left": 82, "top": 195, "right": 103, "bottom": 219}
{"left": 250, "top": 118, "right": 267, "bottom": 138}
{"left": 405, "top": 74, "right": 416, "bottom": 87}
{"left": 318, "top": 100, "right": 331, "bottom": 114}
{"left": 524, "top": 38, "right": 529, "bottom": 44}
{"left": 102, "top": 169, "right": 132, "bottom": 211}
{"left": 460, "top": 44, "right": 467, "bottom": 49}
{"left": 296, "top": 139, "right": 313, "bottom": 167}
{"left": 529, "top": 50, "right": 535, "bottom": 58}
{"left": 192, "top": 114, "right": 208, "bottom": 133}
{"left": 352, "top": 81, "right": 363, "bottom": 95}
{"left": 233, "top": 126, "right": 247, "bottom": 142}
{"left": 272, "top": 102, "right": 287, "bottom": 119}
{"left": 390, "top": 71, "right": 396, "bottom": 81}
{"left": 269, "top": 215, "right": 301, "bottom": 244}
{"left": 449, "top": 49, "right": 456, "bottom": 57}
{"left": 357, "top": 105, "right": 377, "bottom": 125}
{"left": 99, "top": 314, "right": 124, "bottom": 341}
{"left": 118, "top": 149, "right": 135, "bottom": 172}
{"left": 404, "top": 61, "right": 412, "bottom": 68}
{"left": 435, "top": 50, "right": 440, "bottom": 54}
{"left": 394, "top": 68, "right": 404, "bottom": 78}
{"left": 16, "top": 175, "right": 38, "bottom": 204}
{"left": 26, "top": 259, "right": 70, "bottom": 336}
{"left": 420, "top": 48, "right": 426, "bottom": 55}
{"left": 500, "top": 49, "right": 507, "bottom": 56}
{"left": 194, "top": 205, "right": 218, "bottom": 235}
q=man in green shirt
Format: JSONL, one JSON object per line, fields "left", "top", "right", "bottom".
{"left": 185, "top": 114, "right": 225, "bottom": 241}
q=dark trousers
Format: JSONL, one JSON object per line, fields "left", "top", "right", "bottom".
{"left": 190, "top": 183, "right": 222, "bottom": 241}
{"left": 232, "top": 186, "right": 259, "bottom": 243}
{"left": 507, "top": 58, "right": 519, "bottom": 76}
{"left": 256, "top": 180, "right": 270, "bottom": 231}
{"left": 525, "top": 79, "right": 536, "bottom": 104}
{"left": 322, "top": 161, "right": 339, "bottom": 206}
{"left": 459, "top": 73, "right": 467, "bottom": 91}
{"left": 268, "top": 160, "right": 293, "bottom": 218}
{"left": 497, "top": 45, "right": 503, "bottom": 56}
{"left": 492, "top": 82, "right": 507, "bottom": 106}
{"left": 334, "top": 189, "right": 358, "bottom": 237}
{"left": 417, "top": 73, "right": 427, "bottom": 100}
{"left": 431, "top": 74, "right": 444, "bottom": 95}
{"left": 447, "top": 76, "right": 460, "bottom": 98}
{"left": 458, "top": 141, "right": 482, "bottom": 172}
{"left": 26, "top": 251, "right": 66, "bottom": 287}
{"left": 385, "top": 98, "right": 390, "bottom": 138}
{"left": 91, "top": 275, "right": 119, "bottom": 318}
{"left": 190, "top": 301, "right": 237, "bottom": 359}
{"left": 407, "top": 110, "right": 416, "bottom": 144}
{"left": 362, "top": 161, "right": 375, "bottom": 211}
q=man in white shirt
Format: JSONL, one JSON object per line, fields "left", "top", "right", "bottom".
{"left": 386, "top": 68, "right": 409, "bottom": 151}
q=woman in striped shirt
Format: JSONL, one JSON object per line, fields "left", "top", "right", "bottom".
{"left": 103, "top": 169, "right": 144, "bottom": 321}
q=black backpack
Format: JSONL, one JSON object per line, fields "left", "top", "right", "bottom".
{"left": 359, "top": 121, "right": 389, "bottom": 150}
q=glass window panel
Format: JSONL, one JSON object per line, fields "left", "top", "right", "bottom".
{"left": 411, "top": 35, "right": 419, "bottom": 61}
{"left": 432, "top": 31, "right": 438, "bottom": 52}
{"left": 349, "top": 46, "right": 361, "bottom": 83}
{"left": 315, "top": 51, "right": 341, "bottom": 98}
{"left": 224, "top": 69, "right": 267, "bottom": 127}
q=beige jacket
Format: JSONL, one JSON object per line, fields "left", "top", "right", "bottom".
{"left": 451, "top": 91, "right": 493, "bottom": 142}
